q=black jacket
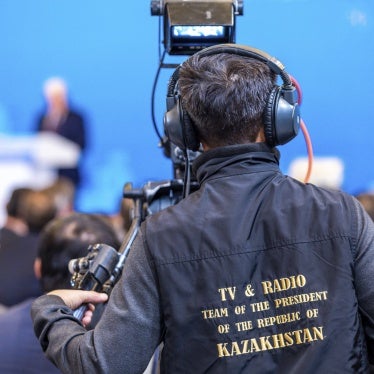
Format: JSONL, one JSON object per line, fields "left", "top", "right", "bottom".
{"left": 144, "top": 143, "right": 369, "bottom": 373}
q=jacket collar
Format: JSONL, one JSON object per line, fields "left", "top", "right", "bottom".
{"left": 192, "top": 143, "right": 280, "bottom": 184}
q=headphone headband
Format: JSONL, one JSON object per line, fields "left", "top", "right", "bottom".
{"left": 164, "top": 43, "right": 300, "bottom": 151}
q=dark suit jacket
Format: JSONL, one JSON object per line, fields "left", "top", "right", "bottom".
{"left": 0, "top": 299, "right": 61, "bottom": 373}
{"left": 36, "top": 109, "right": 86, "bottom": 186}
{"left": 0, "top": 228, "right": 42, "bottom": 306}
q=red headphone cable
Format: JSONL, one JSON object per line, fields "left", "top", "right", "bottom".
{"left": 290, "top": 75, "right": 314, "bottom": 183}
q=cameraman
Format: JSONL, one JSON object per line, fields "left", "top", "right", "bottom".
{"left": 31, "top": 45, "right": 374, "bottom": 373}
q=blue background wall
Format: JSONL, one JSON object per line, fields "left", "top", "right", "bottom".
{"left": 0, "top": 0, "right": 373, "bottom": 214}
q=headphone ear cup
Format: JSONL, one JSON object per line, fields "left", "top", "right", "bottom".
{"left": 164, "top": 97, "right": 200, "bottom": 152}
{"left": 164, "top": 98, "right": 185, "bottom": 150}
{"left": 263, "top": 86, "right": 300, "bottom": 147}
{"left": 263, "top": 86, "right": 279, "bottom": 147}
{"left": 180, "top": 103, "right": 200, "bottom": 151}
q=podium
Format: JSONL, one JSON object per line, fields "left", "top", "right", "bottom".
{"left": 0, "top": 132, "right": 81, "bottom": 225}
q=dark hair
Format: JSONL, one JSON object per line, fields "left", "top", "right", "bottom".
{"left": 179, "top": 53, "right": 276, "bottom": 148}
{"left": 6, "top": 187, "right": 33, "bottom": 218}
{"left": 38, "top": 213, "right": 121, "bottom": 292}
{"left": 18, "top": 190, "right": 57, "bottom": 233}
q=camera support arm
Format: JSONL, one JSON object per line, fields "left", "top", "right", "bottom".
{"left": 70, "top": 194, "right": 143, "bottom": 320}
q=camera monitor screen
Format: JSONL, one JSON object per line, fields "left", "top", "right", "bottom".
{"left": 172, "top": 25, "right": 225, "bottom": 38}
{"left": 169, "top": 25, "right": 232, "bottom": 54}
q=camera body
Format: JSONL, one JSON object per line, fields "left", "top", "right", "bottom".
{"left": 69, "top": 243, "right": 120, "bottom": 294}
{"left": 151, "top": 0, "right": 243, "bottom": 55}
{"left": 69, "top": 177, "right": 199, "bottom": 302}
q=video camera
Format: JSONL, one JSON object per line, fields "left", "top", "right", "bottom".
{"left": 68, "top": 0, "right": 244, "bottom": 320}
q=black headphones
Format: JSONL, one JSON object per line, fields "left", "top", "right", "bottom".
{"left": 163, "top": 43, "right": 300, "bottom": 151}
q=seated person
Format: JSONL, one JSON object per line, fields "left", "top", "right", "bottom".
{"left": 0, "top": 212, "right": 120, "bottom": 373}
{"left": 0, "top": 187, "right": 47, "bottom": 306}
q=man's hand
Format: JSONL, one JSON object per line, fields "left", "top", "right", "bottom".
{"left": 47, "top": 289, "right": 108, "bottom": 327}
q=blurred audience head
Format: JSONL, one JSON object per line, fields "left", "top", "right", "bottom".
{"left": 34, "top": 213, "right": 120, "bottom": 292}
{"left": 109, "top": 196, "right": 135, "bottom": 242}
{"left": 6, "top": 187, "right": 32, "bottom": 218}
{"left": 19, "top": 189, "right": 57, "bottom": 233}
{"left": 356, "top": 193, "right": 374, "bottom": 221}
{"left": 42, "top": 177, "right": 76, "bottom": 216}
{"left": 4, "top": 187, "right": 33, "bottom": 235}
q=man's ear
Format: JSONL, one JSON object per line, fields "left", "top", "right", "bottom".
{"left": 201, "top": 142, "right": 209, "bottom": 151}
{"left": 255, "top": 129, "right": 266, "bottom": 143}
{"left": 34, "top": 257, "right": 42, "bottom": 280}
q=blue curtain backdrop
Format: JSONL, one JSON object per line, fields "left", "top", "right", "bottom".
{"left": 0, "top": 0, "right": 372, "bottom": 213}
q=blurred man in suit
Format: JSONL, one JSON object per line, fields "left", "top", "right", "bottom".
{"left": 35, "top": 77, "right": 86, "bottom": 187}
